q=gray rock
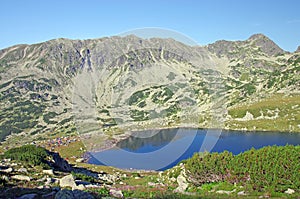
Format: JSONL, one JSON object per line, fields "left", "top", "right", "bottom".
{"left": 60, "top": 174, "right": 76, "bottom": 188}
{"left": 109, "top": 189, "right": 123, "bottom": 198}
{"left": 237, "top": 190, "right": 246, "bottom": 195}
{"left": 17, "top": 193, "right": 38, "bottom": 199}
{"left": 43, "top": 169, "right": 54, "bottom": 176}
{"left": 1, "top": 175, "right": 9, "bottom": 181}
{"left": 285, "top": 188, "right": 295, "bottom": 194}
{"left": 45, "top": 177, "right": 53, "bottom": 185}
{"left": 18, "top": 168, "right": 28, "bottom": 173}
{"left": 98, "top": 173, "right": 118, "bottom": 183}
{"left": 74, "top": 184, "right": 85, "bottom": 190}
{"left": 11, "top": 175, "right": 31, "bottom": 181}
{"left": 216, "top": 189, "right": 236, "bottom": 194}
{"left": 55, "top": 189, "right": 94, "bottom": 199}
{"left": 174, "top": 174, "right": 188, "bottom": 193}
{"left": 75, "top": 158, "right": 84, "bottom": 163}
{"left": 1, "top": 167, "right": 13, "bottom": 173}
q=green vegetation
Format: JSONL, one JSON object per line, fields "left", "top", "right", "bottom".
{"left": 71, "top": 171, "right": 96, "bottom": 183}
{"left": 152, "top": 87, "right": 173, "bottom": 104}
{"left": 228, "top": 94, "right": 300, "bottom": 132}
{"left": 128, "top": 89, "right": 150, "bottom": 106}
{"left": 185, "top": 145, "right": 300, "bottom": 193}
{"left": 2, "top": 145, "right": 50, "bottom": 168}
{"left": 130, "top": 109, "right": 149, "bottom": 121}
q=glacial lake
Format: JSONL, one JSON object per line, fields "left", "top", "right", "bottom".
{"left": 87, "top": 128, "right": 300, "bottom": 171}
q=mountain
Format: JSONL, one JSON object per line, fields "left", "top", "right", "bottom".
{"left": 0, "top": 34, "right": 299, "bottom": 146}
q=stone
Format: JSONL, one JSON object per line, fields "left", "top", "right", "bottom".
{"left": 285, "top": 188, "right": 295, "bottom": 194}
{"left": 1, "top": 175, "right": 9, "bottom": 181}
{"left": 11, "top": 175, "right": 31, "bottom": 182}
{"left": 109, "top": 189, "right": 123, "bottom": 198}
{"left": 42, "top": 191, "right": 56, "bottom": 199}
{"left": 174, "top": 174, "right": 188, "bottom": 193}
{"left": 60, "top": 174, "right": 76, "bottom": 189}
{"left": 43, "top": 169, "right": 54, "bottom": 176}
{"left": 1, "top": 167, "right": 13, "bottom": 173}
{"left": 54, "top": 189, "right": 94, "bottom": 199}
{"left": 170, "top": 177, "right": 176, "bottom": 182}
{"left": 45, "top": 177, "right": 53, "bottom": 185}
{"left": 237, "top": 191, "right": 246, "bottom": 195}
{"left": 75, "top": 158, "right": 84, "bottom": 163}
{"left": 98, "top": 173, "right": 117, "bottom": 183}
{"left": 17, "top": 193, "right": 38, "bottom": 199}
{"left": 216, "top": 189, "right": 236, "bottom": 194}
{"left": 18, "top": 168, "right": 28, "bottom": 173}
{"left": 74, "top": 184, "right": 85, "bottom": 191}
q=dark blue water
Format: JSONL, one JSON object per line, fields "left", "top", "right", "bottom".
{"left": 88, "top": 128, "right": 300, "bottom": 170}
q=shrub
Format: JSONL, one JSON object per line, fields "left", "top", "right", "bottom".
{"left": 3, "top": 145, "right": 50, "bottom": 168}
{"left": 185, "top": 145, "right": 300, "bottom": 192}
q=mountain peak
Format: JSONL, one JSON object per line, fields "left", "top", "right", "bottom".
{"left": 248, "top": 33, "right": 285, "bottom": 56}
{"left": 248, "top": 33, "right": 269, "bottom": 41}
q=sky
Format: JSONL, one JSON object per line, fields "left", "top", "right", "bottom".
{"left": 1, "top": 0, "right": 300, "bottom": 52}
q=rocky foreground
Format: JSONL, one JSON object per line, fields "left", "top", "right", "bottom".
{"left": 0, "top": 143, "right": 299, "bottom": 199}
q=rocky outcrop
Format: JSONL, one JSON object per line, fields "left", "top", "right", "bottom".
{"left": 59, "top": 174, "right": 76, "bottom": 189}
{"left": 54, "top": 189, "right": 94, "bottom": 199}
{"left": 248, "top": 33, "right": 285, "bottom": 56}
{"left": 50, "top": 152, "right": 72, "bottom": 172}
{"left": 11, "top": 175, "right": 31, "bottom": 182}
{"left": 109, "top": 189, "right": 123, "bottom": 198}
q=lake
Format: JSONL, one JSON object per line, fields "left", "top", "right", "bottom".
{"left": 87, "top": 128, "right": 300, "bottom": 171}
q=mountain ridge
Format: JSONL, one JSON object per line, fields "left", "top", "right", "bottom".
{"left": 0, "top": 33, "right": 299, "bottom": 147}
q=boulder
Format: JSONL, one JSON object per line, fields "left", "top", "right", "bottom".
{"left": 54, "top": 189, "right": 94, "bottom": 199}
{"left": 1, "top": 167, "right": 13, "bottom": 173}
{"left": 43, "top": 169, "right": 54, "bottom": 176}
{"left": 11, "top": 175, "right": 31, "bottom": 182}
{"left": 174, "top": 174, "right": 188, "bottom": 193}
{"left": 237, "top": 191, "right": 246, "bottom": 196}
{"left": 60, "top": 174, "right": 76, "bottom": 189}
{"left": 18, "top": 168, "right": 28, "bottom": 173}
{"left": 285, "top": 188, "right": 295, "bottom": 194}
{"left": 109, "top": 189, "right": 123, "bottom": 198}
{"left": 17, "top": 193, "right": 38, "bottom": 199}
{"left": 75, "top": 158, "right": 84, "bottom": 163}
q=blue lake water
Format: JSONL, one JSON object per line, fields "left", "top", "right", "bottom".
{"left": 88, "top": 128, "right": 300, "bottom": 171}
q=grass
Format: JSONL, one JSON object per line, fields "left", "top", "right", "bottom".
{"left": 227, "top": 93, "right": 300, "bottom": 132}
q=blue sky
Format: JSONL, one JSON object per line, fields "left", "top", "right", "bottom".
{"left": 1, "top": 0, "right": 300, "bottom": 51}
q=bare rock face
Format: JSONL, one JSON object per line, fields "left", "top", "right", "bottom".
{"left": 50, "top": 152, "right": 72, "bottom": 172}
{"left": 248, "top": 33, "right": 285, "bottom": 56}
{"left": 295, "top": 46, "right": 300, "bottom": 53}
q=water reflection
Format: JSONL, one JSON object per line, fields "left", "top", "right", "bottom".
{"left": 88, "top": 129, "right": 300, "bottom": 170}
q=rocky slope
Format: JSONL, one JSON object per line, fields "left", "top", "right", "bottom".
{"left": 0, "top": 34, "right": 299, "bottom": 146}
